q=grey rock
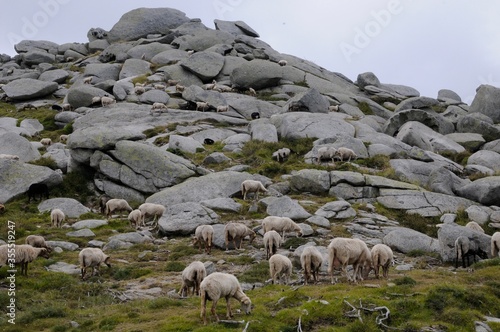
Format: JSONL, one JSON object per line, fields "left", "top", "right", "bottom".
{"left": 394, "top": 96, "right": 439, "bottom": 112}
{"left": 66, "top": 85, "right": 112, "bottom": 109}
{"left": 445, "top": 133, "right": 485, "bottom": 151}
{"left": 22, "top": 50, "right": 55, "bottom": 66}
{"left": 222, "top": 133, "right": 251, "bottom": 152}
{"left": 46, "top": 262, "right": 80, "bottom": 275}
{"left": 437, "top": 223, "right": 491, "bottom": 262}
{"left": 190, "top": 128, "right": 238, "bottom": 144}
{"left": 66, "top": 229, "right": 96, "bottom": 238}
{"left": 42, "top": 146, "right": 71, "bottom": 172}
{"left": 72, "top": 219, "right": 108, "bottom": 230}
{"left": 396, "top": 121, "right": 465, "bottom": 154}
{"left": 383, "top": 109, "right": 455, "bottom": 136}
{"left": 457, "top": 113, "right": 500, "bottom": 142}
{"left": 3, "top": 78, "right": 58, "bottom": 101}
{"left": 469, "top": 84, "right": 500, "bottom": 123}
{"left": 230, "top": 59, "right": 284, "bottom": 90}
{"left": 20, "top": 119, "right": 44, "bottom": 137}
{"left": 214, "top": 19, "right": 260, "bottom": 37}
{"left": 437, "top": 89, "right": 462, "bottom": 102}
{"left": 15, "top": 40, "right": 59, "bottom": 53}
{"left": 168, "top": 134, "right": 205, "bottom": 154}
{"left": 483, "top": 139, "right": 500, "bottom": 154}
{"left": 465, "top": 205, "right": 491, "bottom": 225}
{"left": 266, "top": 196, "right": 311, "bottom": 220}
{"left": 467, "top": 150, "right": 500, "bottom": 172}
{"left": 315, "top": 200, "right": 356, "bottom": 219}
{"left": 226, "top": 94, "right": 283, "bottom": 119}
{"left": 289, "top": 169, "right": 330, "bottom": 194}
{"left": 139, "top": 89, "right": 170, "bottom": 104}
{"left": 46, "top": 240, "right": 79, "bottom": 251}
{"left": 119, "top": 58, "right": 151, "bottom": 80}
{"left": 201, "top": 197, "right": 242, "bottom": 213}
{"left": 151, "top": 49, "right": 189, "bottom": 65}
{"left": 38, "top": 198, "right": 90, "bottom": 218}
{"left": 427, "top": 167, "right": 471, "bottom": 196}
{"left": 83, "top": 63, "right": 121, "bottom": 83}
{"left": 108, "top": 232, "right": 153, "bottom": 244}
{"left": 456, "top": 176, "right": 500, "bottom": 206}
{"left": 180, "top": 51, "right": 224, "bottom": 81}
{"left": 158, "top": 202, "right": 219, "bottom": 235}
{"left": 88, "top": 240, "right": 106, "bottom": 248}
{"left": 442, "top": 105, "right": 468, "bottom": 124}
{"left": 172, "top": 29, "right": 235, "bottom": 52}
{"left": 357, "top": 72, "right": 380, "bottom": 90}
{"left": 203, "top": 152, "right": 231, "bottom": 164}
{"left": 248, "top": 119, "right": 278, "bottom": 142}
{"left": 0, "top": 132, "right": 41, "bottom": 162}
{"left": 383, "top": 228, "right": 440, "bottom": 254}
{"left": 38, "top": 69, "right": 69, "bottom": 83}
{"left": 103, "top": 239, "right": 133, "bottom": 250}
{"left": 284, "top": 88, "right": 330, "bottom": 114}
{"left": 306, "top": 215, "right": 330, "bottom": 228}
{"left": 126, "top": 42, "right": 173, "bottom": 61}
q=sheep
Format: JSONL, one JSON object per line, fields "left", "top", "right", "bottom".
{"left": 251, "top": 112, "right": 260, "bottom": 119}
{"left": 0, "top": 244, "right": 50, "bottom": 276}
{"left": 272, "top": 147, "right": 291, "bottom": 162}
{"left": 0, "top": 154, "right": 20, "bottom": 160}
{"left": 40, "top": 138, "right": 53, "bottom": 147}
{"left": 59, "top": 134, "right": 69, "bottom": 143}
{"left": 175, "top": 84, "right": 185, "bottom": 92}
{"left": 101, "top": 96, "right": 116, "bottom": 107}
{"left": 263, "top": 230, "right": 282, "bottom": 260}
{"left": 83, "top": 76, "right": 93, "bottom": 84}
{"left": 167, "top": 79, "right": 180, "bottom": 86}
{"left": 151, "top": 102, "right": 167, "bottom": 115}
{"left": 278, "top": 59, "right": 288, "bottom": 66}
{"left": 269, "top": 254, "right": 293, "bottom": 285}
{"left": 0, "top": 204, "right": 4, "bottom": 213}
{"left": 193, "top": 225, "right": 214, "bottom": 254}
{"left": 203, "top": 80, "right": 217, "bottom": 90}
{"left": 154, "top": 83, "right": 166, "bottom": 90}
{"left": 138, "top": 203, "right": 166, "bottom": 227}
{"left": 335, "top": 147, "right": 358, "bottom": 162}
{"left": 316, "top": 146, "right": 337, "bottom": 163}
{"left": 241, "top": 179, "right": 268, "bottom": 200}
{"left": 300, "top": 246, "right": 323, "bottom": 285}
{"left": 370, "top": 244, "right": 393, "bottom": 279}
{"left": 78, "top": 247, "right": 111, "bottom": 280}
{"left": 200, "top": 272, "right": 252, "bottom": 324}
{"left": 98, "top": 194, "right": 111, "bottom": 214}
{"left": 465, "top": 221, "right": 485, "bottom": 233}
{"left": 248, "top": 87, "right": 257, "bottom": 96}
{"left": 328, "top": 105, "right": 339, "bottom": 112}
{"left": 134, "top": 86, "right": 145, "bottom": 95}
{"left": 127, "top": 209, "right": 142, "bottom": 229}
{"left": 179, "top": 261, "right": 207, "bottom": 297}
{"left": 50, "top": 208, "right": 65, "bottom": 228}
{"left": 261, "top": 216, "right": 303, "bottom": 241}
{"left": 61, "top": 103, "right": 73, "bottom": 111}
{"left": 105, "top": 198, "right": 133, "bottom": 218}
{"left": 327, "top": 237, "right": 372, "bottom": 284}
{"left": 25, "top": 235, "right": 49, "bottom": 249}
{"left": 203, "top": 138, "right": 215, "bottom": 145}
{"left": 27, "top": 183, "right": 49, "bottom": 203}
{"left": 196, "top": 101, "right": 210, "bottom": 112}
{"left": 216, "top": 105, "right": 229, "bottom": 112}
{"left": 491, "top": 232, "right": 500, "bottom": 258}
{"left": 91, "top": 96, "right": 101, "bottom": 105}
{"left": 187, "top": 50, "right": 195, "bottom": 56}
{"left": 454, "top": 236, "right": 488, "bottom": 268}
{"left": 224, "top": 222, "right": 256, "bottom": 250}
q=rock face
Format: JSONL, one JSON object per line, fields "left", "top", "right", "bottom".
{"left": 3, "top": 78, "right": 58, "bottom": 100}
{"left": 469, "top": 84, "right": 500, "bottom": 123}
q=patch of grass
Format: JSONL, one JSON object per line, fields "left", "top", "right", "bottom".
{"left": 440, "top": 150, "right": 471, "bottom": 165}
{"left": 356, "top": 154, "right": 391, "bottom": 170}
{"left": 144, "top": 125, "right": 168, "bottom": 138}
{"left": 357, "top": 101, "right": 374, "bottom": 115}
{"left": 50, "top": 165, "right": 95, "bottom": 203}
{"left": 17, "top": 306, "right": 67, "bottom": 324}
{"left": 294, "top": 80, "right": 309, "bottom": 88}
{"left": 394, "top": 276, "right": 417, "bottom": 286}
{"left": 165, "top": 261, "right": 185, "bottom": 272}
{"left": 131, "top": 74, "right": 149, "bottom": 86}
{"left": 168, "top": 245, "right": 199, "bottom": 261}
{"left": 28, "top": 156, "right": 58, "bottom": 170}
{"left": 238, "top": 261, "right": 269, "bottom": 283}
{"left": 113, "top": 266, "right": 152, "bottom": 280}
{"left": 282, "top": 236, "right": 311, "bottom": 249}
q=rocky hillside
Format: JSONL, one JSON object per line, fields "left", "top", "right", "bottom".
{"left": 0, "top": 7, "right": 499, "bottom": 332}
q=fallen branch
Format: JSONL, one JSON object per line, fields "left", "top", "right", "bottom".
{"left": 297, "top": 315, "right": 303, "bottom": 332}
{"left": 242, "top": 321, "right": 250, "bottom": 332}
{"left": 219, "top": 320, "right": 245, "bottom": 325}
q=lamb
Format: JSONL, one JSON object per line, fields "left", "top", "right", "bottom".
{"left": 83, "top": 76, "right": 93, "bottom": 84}
{"left": 251, "top": 112, "right": 260, "bottom": 119}
{"left": 193, "top": 225, "right": 214, "bottom": 254}
{"left": 98, "top": 194, "right": 111, "bottom": 214}
{"left": 154, "top": 83, "right": 166, "bottom": 90}
{"left": 151, "top": 102, "right": 167, "bottom": 114}
{"left": 27, "top": 183, "right": 49, "bottom": 203}
{"left": 328, "top": 105, "right": 339, "bottom": 112}
{"left": 216, "top": 105, "right": 229, "bottom": 112}
{"left": 241, "top": 179, "right": 268, "bottom": 200}
{"left": 491, "top": 232, "right": 500, "bottom": 258}
{"left": 78, "top": 247, "right": 111, "bottom": 280}
{"left": 40, "top": 138, "right": 53, "bottom": 147}
{"left": 175, "top": 84, "right": 185, "bottom": 92}
{"left": 0, "top": 244, "right": 50, "bottom": 276}
{"left": 224, "top": 222, "right": 256, "bottom": 250}
{"left": 454, "top": 236, "right": 488, "bottom": 268}
{"left": 25, "top": 235, "right": 49, "bottom": 249}
{"left": 50, "top": 208, "right": 65, "bottom": 228}
{"left": 138, "top": 202, "right": 166, "bottom": 227}
{"left": 196, "top": 101, "right": 210, "bottom": 112}
{"left": 300, "top": 246, "right": 323, "bottom": 285}
{"left": 200, "top": 272, "right": 252, "bottom": 324}
{"left": 59, "top": 134, "right": 69, "bottom": 143}
{"left": 101, "top": 96, "right": 116, "bottom": 107}
{"left": 134, "top": 86, "right": 145, "bottom": 95}
{"left": 278, "top": 59, "right": 288, "bottom": 66}
{"left": 370, "top": 244, "right": 393, "bottom": 279}
{"left": 465, "top": 221, "right": 485, "bottom": 233}
{"left": 316, "top": 146, "right": 337, "bottom": 163}
{"left": 263, "top": 230, "right": 282, "bottom": 259}
{"left": 269, "top": 253, "right": 293, "bottom": 285}
{"left": 179, "top": 261, "right": 206, "bottom": 297}
{"left": 91, "top": 96, "right": 101, "bottom": 105}
{"left": 0, "top": 154, "right": 20, "bottom": 160}
{"left": 248, "top": 87, "right": 257, "bottom": 96}
{"left": 261, "top": 216, "right": 302, "bottom": 240}
{"left": 105, "top": 198, "right": 133, "bottom": 218}
{"left": 335, "top": 147, "right": 358, "bottom": 162}
{"left": 127, "top": 209, "right": 142, "bottom": 229}
{"left": 61, "top": 103, "right": 73, "bottom": 111}
{"left": 272, "top": 147, "right": 291, "bottom": 162}
{"left": 327, "top": 237, "right": 372, "bottom": 284}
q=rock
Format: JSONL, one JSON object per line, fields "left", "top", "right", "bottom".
{"left": 226, "top": 94, "right": 282, "bottom": 119}
{"left": 427, "top": 167, "right": 470, "bottom": 196}
{"left": 230, "top": 59, "right": 284, "bottom": 90}
{"left": 126, "top": 42, "right": 173, "bottom": 61}
{"left": 315, "top": 201, "right": 356, "bottom": 219}
{"left": 437, "top": 89, "right": 462, "bottom": 102}
{"left": 15, "top": 40, "right": 59, "bottom": 53}
{"left": 66, "top": 85, "right": 112, "bottom": 109}
{"left": 456, "top": 176, "right": 500, "bottom": 206}
{"left": 22, "top": 50, "right": 56, "bottom": 66}
{"left": 83, "top": 63, "right": 121, "bottom": 83}
{"left": 214, "top": 19, "right": 260, "bottom": 37}
{"left": 103, "top": 239, "right": 133, "bottom": 250}
{"left": 0, "top": 132, "right": 41, "bottom": 162}
{"left": 46, "top": 240, "right": 79, "bottom": 251}
{"left": 203, "top": 152, "right": 231, "bottom": 165}
{"left": 46, "top": 262, "right": 80, "bottom": 275}
{"left": 119, "top": 58, "right": 151, "bottom": 79}
{"left": 383, "top": 109, "right": 455, "bottom": 136}
{"left": 2, "top": 78, "right": 58, "bottom": 101}
{"left": 66, "top": 229, "right": 96, "bottom": 238}
{"left": 306, "top": 215, "right": 330, "bottom": 228}
{"left": 284, "top": 88, "right": 330, "bottom": 113}
{"left": 465, "top": 205, "right": 491, "bottom": 225}
{"left": 383, "top": 228, "right": 440, "bottom": 254}
{"left": 72, "top": 219, "right": 108, "bottom": 230}
{"left": 180, "top": 51, "right": 224, "bottom": 81}
{"left": 248, "top": 120, "right": 278, "bottom": 142}
{"left": 38, "top": 198, "right": 90, "bottom": 218}
{"left": 445, "top": 133, "right": 485, "bottom": 152}
{"left": 394, "top": 96, "right": 439, "bottom": 112}
{"left": 151, "top": 49, "right": 189, "bottom": 65}
{"left": 168, "top": 135, "right": 205, "bottom": 154}
{"left": 200, "top": 198, "right": 242, "bottom": 213}
{"left": 222, "top": 133, "right": 251, "bottom": 152}
{"left": 437, "top": 223, "right": 491, "bottom": 262}
{"left": 396, "top": 121, "right": 465, "bottom": 154}
{"left": 357, "top": 72, "right": 380, "bottom": 90}
{"left": 108, "top": 232, "right": 153, "bottom": 244}
{"left": 38, "top": 69, "right": 69, "bottom": 83}
{"left": 457, "top": 113, "right": 500, "bottom": 142}
{"left": 172, "top": 29, "right": 235, "bottom": 52}
{"left": 289, "top": 169, "right": 330, "bottom": 194}
{"left": 467, "top": 150, "right": 500, "bottom": 172}
{"left": 139, "top": 89, "right": 170, "bottom": 104}
{"left": 157, "top": 202, "right": 219, "bottom": 235}
{"left": 266, "top": 196, "right": 311, "bottom": 220}
{"left": 469, "top": 84, "right": 500, "bottom": 123}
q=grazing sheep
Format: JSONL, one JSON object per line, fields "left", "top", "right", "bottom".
{"left": 224, "top": 222, "right": 256, "bottom": 250}
{"left": 248, "top": 87, "right": 257, "bottom": 96}
{"left": 0, "top": 204, "right": 4, "bottom": 213}
{"left": 62, "top": 103, "right": 73, "bottom": 111}
{"left": 134, "top": 86, "right": 145, "bottom": 95}
{"left": 491, "top": 232, "right": 500, "bottom": 258}
{"left": 263, "top": 230, "right": 282, "bottom": 259}
{"left": 328, "top": 105, "right": 339, "bottom": 112}
{"left": 175, "top": 84, "right": 185, "bottom": 92}
{"left": 0, "top": 154, "right": 20, "bottom": 160}
{"left": 50, "top": 208, "right": 65, "bottom": 228}
{"left": 278, "top": 59, "right": 288, "bottom": 66}
{"left": 0, "top": 244, "right": 50, "bottom": 276}
{"left": 335, "top": 147, "right": 358, "bottom": 162}
{"left": 179, "top": 261, "right": 207, "bottom": 297}
{"left": 454, "top": 236, "right": 487, "bottom": 268}
{"left": 101, "top": 96, "right": 116, "bottom": 107}
{"left": 193, "top": 225, "right": 214, "bottom": 254}
{"left": 200, "top": 272, "right": 252, "bottom": 324}
{"left": 105, "top": 198, "right": 133, "bottom": 218}
{"left": 327, "top": 237, "right": 372, "bottom": 284}
{"left": 187, "top": 50, "right": 195, "bottom": 56}
{"left": 261, "top": 216, "right": 302, "bottom": 240}
{"left": 59, "top": 134, "right": 69, "bottom": 143}
{"left": 91, "top": 96, "right": 101, "bottom": 105}
{"left": 216, "top": 105, "right": 229, "bottom": 112}
{"left": 196, "top": 101, "right": 210, "bottom": 112}
{"left": 167, "top": 79, "right": 180, "bottom": 86}
{"left": 83, "top": 76, "right": 93, "bottom": 84}
{"left": 269, "top": 254, "right": 293, "bottom": 285}
{"left": 465, "top": 221, "right": 485, "bottom": 233}
{"left": 98, "top": 194, "right": 111, "bottom": 214}
{"left": 127, "top": 209, "right": 142, "bottom": 229}
{"left": 138, "top": 203, "right": 166, "bottom": 227}
{"left": 154, "top": 83, "right": 166, "bottom": 90}
{"left": 40, "top": 138, "right": 53, "bottom": 147}
{"left": 151, "top": 102, "right": 167, "bottom": 115}
{"left": 203, "top": 80, "right": 217, "bottom": 90}
{"left": 203, "top": 138, "right": 214, "bottom": 145}
{"left": 25, "top": 235, "right": 49, "bottom": 249}
{"left": 300, "top": 246, "right": 323, "bottom": 285}
{"left": 241, "top": 179, "right": 268, "bottom": 200}
{"left": 78, "top": 248, "right": 111, "bottom": 280}
{"left": 27, "top": 183, "right": 49, "bottom": 203}
{"left": 316, "top": 146, "right": 337, "bottom": 163}
{"left": 272, "top": 147, "right": 291, "bottom": 162}
{"left": 251, "top": 112, "right": 260, "bottom": 119}
{"left": 370, "top": 244, "right": 393, "bottom": 279}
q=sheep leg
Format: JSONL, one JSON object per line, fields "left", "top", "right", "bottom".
{"left": 201, "top": 297, "right": 208, "bottom": 325}
{"left": 225, "top": 297, "right": 233, "bottom": 319}
{"left": 211, "top": 299, "right": 220, "bottom": 321}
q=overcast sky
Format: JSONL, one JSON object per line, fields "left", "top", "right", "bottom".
{"left": 1, "top": 1, "right": 499, "bottom": 104}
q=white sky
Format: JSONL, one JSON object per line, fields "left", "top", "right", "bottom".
{"left": 1, "top": 0, "right": 499, "bottom": 104}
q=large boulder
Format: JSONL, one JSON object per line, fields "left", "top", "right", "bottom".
{"left": 2, "top": 78, "right": 58, "bottom": 101}
{"left": 66, "top": 85, "right": 112, "bottom": 109}
{"left": 172, "top": 29, "right": 235, "bottom": 52}
{"left": 0, "top": 132, "right": 40, "bottom": 162}
{"left": 289, "top": 169, "right": 330, "bottom": 194}
{"left": 248, "top": 120, "right": 278, "bottom": 142}
{"left": 214, "top": 19, "right": 260, "bottom": 37}
{"left": 283, "top": 88, "right": 330, "bottom": 113}
{"left": 467, "top": 150, "right": 500, "bottom": 172}
{"left": 180, "top": 51, "right": 224, "bottom": 82}
{"left": 383, "top": 109, "right": 455, "bottom": 136}
{"left": 119, "top": 59, "right": 151, "bottom": 80}
{"left": 226, "top": 94, "right": 283, "bottom": 119}
{"left": 456, "top": 113, "right": 500, "bottom": 142}
{"left": 469, "top": 84, "right": 500, "bottom": 123}
{"left": 38, "top": 69, "right": 69, "bottom": 84}
{"left": 157, "top": 202, "right": 219, "bottom": 235}
{"left": 396, "top": 121, "right": 465, "bottom": 154}
{"left": 437, "top": 223, "right": 491, "bottom": 262}
{"left": 383, "top": 228, "right": 440, "bottom": 254}
{"left": 83, "top": 63, "right": 122, "bottom": 83}
{"left": 21, "top": 50, "right": 55, "bottom": 66}
{"left": 38, "top": 198, "right": 90, "bottom": 218}
{"left": 455, "top": 176, "right": 500, "bottom": 206}
{"left": 265, "top": 196, "right": 312, "bottom": 220}
{"left": 230, "top": 59, "right": 284, "bottom": 90}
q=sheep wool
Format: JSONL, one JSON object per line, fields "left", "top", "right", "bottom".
{"left": 269, "top": 254, "right": 292, "bottom": 285}
{"left": 261, "top": 216, "right": 302, "bottom": 240}
{"left": 193, "top": 225, "right": 214, "bottom": 254}
{"left": 327, "top": 237, "right": 372, "bottom": 284}
{"left": 224, "top": 223, "right": 256, "bottom": 250}
{"left": 263, "top": 230, "right": 282, "bottom": 259}
{"left": 0, "top": 244, "right": 50, "bottom": 276}
{"left": 300, "top": 246, "right": 323, "bottom": 285}
{"left": 178, "top": 261, "right": 206, "bottom": 297}
{"left": 491, "top": 232, "right": 500, "bottom": 258}
{"left": 240, "top": 179, "right": 268, "bottom": 201}
{"left": 79, "top": 248, "right": 111, "bottom": 280}
{"left": 370, "top": 244, "right": 393, "bottom": 279}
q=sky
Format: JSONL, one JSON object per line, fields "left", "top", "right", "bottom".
{"left": 1, "top": 0, "right": 499, "bottom": 104}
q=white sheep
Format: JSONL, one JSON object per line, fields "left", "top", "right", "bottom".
{"left": 278, "top": 59, "right": 288, "bottom": 66}
{"left": 62, "top": 103, "right": 73, "bottom": 111}
{"left": 105, "top": 198, "right": 133, "bottom": 218}
{"left": 134, "top": 86, "right": 145, "bottom": 95}
{"left": 50, "top": 208, "right": 65, "bottom": 228}
{"left": 127, "top": 209, "right": 142, "bottom": 229}
{"left": 263, "top": 230, "right": 282, "bottom": 259}
{"left": 202, "top": 80, "right": 217, "bottom": 90}
{"left": 335, "top": 147, "right": 358, "bottom": 162}
{"left": 138, "top": 203, "right": 166, "bottom": 227}
{"left": 328, "top": 105, "right": 339, "bottom": 112}
{"left": 300, "top": 246, "right": 323, "bottom": 285}
{"left": 269, "top": 253, "right": 293, "bottom": 285}
{"left": 83, "top": 76, "right": 93, "bottom": 84}
{"left": 465, "top": 221, "right": 485, "bottom": 233}
{"left": 196, "top": 101, "right": 210, "bottom": 112}
{"left": 25, "top": 235, "right": 49, "bottom": 249}
{"left": 454, "top": 236, "right": 487, "bottom": 268}
{"left": 241, "top": 179, "right": 268, "bottom": 200}
{"left": 216, "top": 105, "right": 229, "bottom": 112}
{"left": 179, "top": 261, "right": 206, "bottom": 297}
{"left": 224, "top": 222, "right": 256, "bottom": 250}
{"left": 370, "top": 244, "right": 393, "bottom": 279}
{"left": 59, "top": 134, "right": 69, "bottom": 143}
{"left": 167, "top": 79, "right": 179, "bottom": 86}
{"left": 101, "top": 96, "right": 116, "bottom": 107}
{"left": 0, "top": 154, "right": 20, "bottom": 160}
{"left": 175, "top": 84, "right": 185, "bottom": 92}
{"left": 316, "top": 146, "right": 337, "bottom": 163}
{"left": 261, "top": 216, "right": 303, "bottom": 241}
{"left": 200, "top": 272, "right": 252, "bottom": 324}
{"left": 491, "top": 232, "right": 500, "bottom": 258}
{"left": 0, "top": 244, "right": 50, "bottom": 276}
{"left": 40, "top": 138, "right": 53, "bottom": 147}
{"left": 272, "top": 148, "right": 291, "bottom": 162}
{"left": 91, "top": 96, "right": 101, "bottom": 105}
{"left": 193, "top": 225, "right": 214, "bottom": 254}
{"left": 78, "top": 247, "right": 111, "bottom": 280}
{"left": 248, "top": 87, "right": 257, "bottom": 97}
{"left": 327, "top": 237, "right": 372, "bottom": 284}
{"left": 154, "top": 83, "right": 166, "bottom": 90}
{"left": 151, "top": 102, "right": 167, "bottom": 110}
